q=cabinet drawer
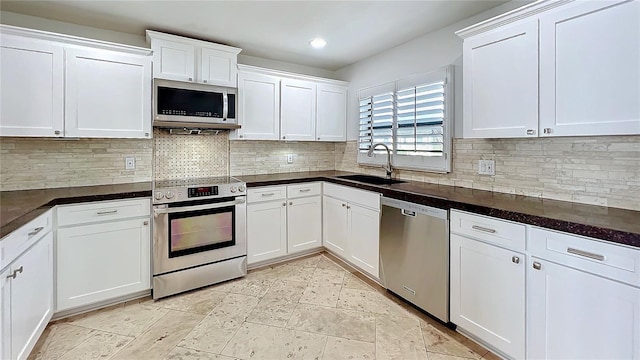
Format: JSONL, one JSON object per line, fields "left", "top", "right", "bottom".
{"left": 450, "top": 210, "right": 526, "bottom": 252}
{"left": 287, "top": 182, "right": 321, "bottom": 199}
{"left": 57, "top": 198, "right": 150, "bottom": 227}
{"left": 1, "top": 210, "right": 52, "bottom": 270}
{"left": 529, "top": 227, "right": 640, "bottom": 287}
{"left": 323, "top": 182, "right": 380, "bottom": 211}
{"left": 247, "top": 186, "right": 287, "bottom": 203}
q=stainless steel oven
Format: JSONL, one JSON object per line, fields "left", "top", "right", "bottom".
{"left": 152, "top": 177, "right": 246, "bottom": 299}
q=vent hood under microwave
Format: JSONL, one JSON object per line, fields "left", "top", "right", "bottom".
{"left": 153, "top": 79, "right": 240, "bottom": 130}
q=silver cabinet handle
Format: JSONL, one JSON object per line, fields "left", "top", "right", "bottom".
{"left": 97, "top": 209, "right": 118, "bottom": 215}
{"left": 317, "top": 137, "right": 320, "bottom": 140}
{"left": 188, "top": 77, "right": 193, "bottom": 81}
{"left": 28, "top": 227, "right": 44, "bottom": 237}
{"left": 282, "top": 202, "right": 286, "bottom": 207}
{"left": 7, "top": 266, "right": 24, "bottom": 279}
{"left": 289, "top": 202, "right": 293, "bottom": 205}
{"left": 54, "top": 130, "right": 61, "bottom": 135}
{"left": 526, "top": 129, "right": 535, "bottom": 135}
{"left": 299, "top": 189, "right": 311, "bottom": 193}
{"left": 543, "top": 128, "right": 552, "bottom": 134}
{"left": 512, "top": 256, "right": 520, "bottom": 264}
{"left": 282, "top": 136, "right": 286, "bottom": 140}
{"left": 6, "top": 272, "right": 16, "bottom": 280}
{"left": 261, "top": 193, "right": 275, "bottom": 197}
{"left": 203, "top": 80, "right": 208, "bottom": 83}
{"left": 143, "top": 221, "right": 149, "bottom": 226}
{"left": 14, "top": 266, "right": 23, "bottom": 275}
{"left": 471, "top": 225, "right": 496, "bottom": 234}
{"left": 342, "top": 203, "right": 346, "bottom": 207}
{"left": 346, "top": 205, "right": 351, "bottom": 209}
{"left": 567, "top": 248, "right": 605, "bottom": 261}
{"left": 533, "top": 262, "right": 542, "bottom": 270}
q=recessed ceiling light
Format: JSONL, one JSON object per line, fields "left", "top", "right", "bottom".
{"left": 309, "top": 38, "right": 327, "bottom": 49}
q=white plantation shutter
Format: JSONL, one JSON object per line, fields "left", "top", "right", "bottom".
{"left": 357, "top": 66, "right": 452, "bottom": 173}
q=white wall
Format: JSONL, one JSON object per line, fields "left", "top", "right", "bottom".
{"left": 335, "top": 1, "right": 529, "bottom": 140}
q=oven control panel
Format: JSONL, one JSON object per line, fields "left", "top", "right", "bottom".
{"left": 189, "top": 186, "right": 218, "bottom": 198}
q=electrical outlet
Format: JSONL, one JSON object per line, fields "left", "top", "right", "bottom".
{"left": 125, "top": 157, "right": 135, "bottom": 170}
{"left": 478, "top": 160, "right": 495, "bottom": 175}
{"left": 287, "top": 154, "right": 293, "bottom": 164}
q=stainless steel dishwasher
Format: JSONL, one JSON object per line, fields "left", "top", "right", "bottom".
{"left": 379, "top": 197, "right": 450, "bottom": 323}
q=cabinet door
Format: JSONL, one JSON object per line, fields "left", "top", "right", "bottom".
{"left": 247, "top": 201, "right": 287, "bottom": 264}
{"left": 528, "top": 257, "right": 640, "bottom": 359}
{"left": 0, "top": 35, "right": 64, "bottom": 137}
{"left": 281, "top": 78, "right": 317, "bottom": 141}
{"left": 462, "top": 20, "right": 538, "bottom": 138}
{"left": 65, "top": 48, "right": 151, "bottom": 138}
{"left": 56, "top": 219, "right": 151, "bottom": 311}
{"left": 316, "top": 84, "right": 347, "bottom": 141}
{"left": 322, "top": 196, "right": 349, "bottom": 259}
{"left": 287, "top": 196, "right": 322, "bottom": 254}
{"left": 0, "top": 268, "right": 9, "bottom": 360}
{"left": 200, "top": 47, "right": 237, "bottom": 87}
{"left": 348, "top": 204, "right": 380, "bottom": 279}
{"left": 151, "top": 38, "right": 195, "bottom": 82}
{"left": 235, "top": 72, "right": 280, "bottom": 140}
{"left": 450, "top": 234, "right": 525, "bottom": 359}
{"left": 10, "top": 232, "right": 53, "bottom": 360}
{"left": 539, "top": 0, "right": 640, "bottom": 136}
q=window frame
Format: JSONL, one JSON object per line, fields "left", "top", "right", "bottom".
{"left": 357, "top": 65, "right": 453, "bottom": 173}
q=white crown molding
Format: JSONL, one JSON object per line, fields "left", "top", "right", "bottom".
{"left": 145, "top": 30, "right": 242, "bottom": 55}
{"left": 237, "top": 64, "right": 348, "bottom": 86}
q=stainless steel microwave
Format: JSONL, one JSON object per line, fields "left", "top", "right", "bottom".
{"left": 153, "top": 79, "right": 238, "bottom": 129}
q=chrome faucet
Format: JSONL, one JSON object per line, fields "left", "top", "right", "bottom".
{"left": 367, "top": 143, "right": 394, "bottom": 179}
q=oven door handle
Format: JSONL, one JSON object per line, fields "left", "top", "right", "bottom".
{"left": 153, "top": 198, "right": 245, "bottom": 215}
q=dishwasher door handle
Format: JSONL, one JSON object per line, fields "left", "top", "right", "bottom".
{"left": 401, "top": 209, "right": 416, "bottom": 217}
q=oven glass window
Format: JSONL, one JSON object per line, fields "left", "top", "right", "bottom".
{"left": 168, "top": 206, "right": 235, "bottom": 258}
{"left": 157, "top": 86, "right": 224, "bottom": 118}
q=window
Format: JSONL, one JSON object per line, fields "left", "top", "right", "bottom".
{"left": 358, "top": 66, "right": 452, "bottom": 173}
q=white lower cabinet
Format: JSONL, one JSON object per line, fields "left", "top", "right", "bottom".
{"left": 246, "top": 199, "right": 288, "bottom": 264}
{"left": 528, "top": 257, "right": 640, "bottom": 360}
{"left": 287, "top": 196, "right": 322, "bottom": 254}
{"left": 322, "top": 183, "right": 380, "bottom": 279}
{"left": 2, "top": 231, "right": 53, "bottom": 360}
{"left": 450, "top": 210, "right": 526, "bottom": 359}
{"left": 247, "top": 183, "right": 322, "bottom": 265}
{"left": 56, "top": 199, "right": 151, "bottom": 312}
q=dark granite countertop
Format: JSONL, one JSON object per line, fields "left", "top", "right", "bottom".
{"left": 0, "top": 182, "right": 152, "bottom": 239}
{"left": 239, "top": 171, "right": 640, "bottom": 248}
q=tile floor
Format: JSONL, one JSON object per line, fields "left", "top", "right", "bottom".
{"left": 29, "top": 252, "right": 499, "bottom": 360}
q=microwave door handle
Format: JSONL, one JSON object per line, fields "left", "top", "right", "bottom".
{"left": 223, "top": 92, "right": 228, "bottom": 120}
{"left": 153, "top": 199, "right": 244, "bottom": 215}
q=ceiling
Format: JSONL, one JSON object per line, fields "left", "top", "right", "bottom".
{"left": 0, "top": 0, "right": 509, "bottom": 71}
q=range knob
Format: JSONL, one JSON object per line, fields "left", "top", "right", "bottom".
{"left": 165, "top": 191, "right": 175, "bottom": 199}
{"left": 154, "top": 191, "right": 164, "bottom": 200}
{"left": 238, "top": 185, "right": 246, "bottom": 192}
{"left": 230, "top": 186, "right": 237, "bottom": 193}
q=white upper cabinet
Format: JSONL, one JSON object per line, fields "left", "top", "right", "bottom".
{"left": 281, "top": 78, "right": 317, "bottom": 141}
{"left": 65, "top": 48, "right": 151, "bottom": 138}
{"left": 539, "top": 0, "right": 640, "bottom": 136}
{"left": 233, "top": 65, "right": 348, "bottom": 142}
{"left": 0, "top": 34, "right": 64, "bottom": 137}
{"left": 461, "top": 20, "right": 539, "bottom": 138}
{"left": 146, "top": 30, "right": 241, "bottom": 87}
{"left": 149, "top": 37, "right": 195, "bottom": 82}
{"left": 316, "top": 84, "right": 347, "bottom": 141}
{"left": 457, "top": 0, "right": 640, "bottom": 138}
{"left": 234, "top": 71, "right": 280, "bottom": 140}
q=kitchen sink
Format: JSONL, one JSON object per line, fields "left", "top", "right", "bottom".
{"left": 337, "top": 174, "right": 407, "bottom": 185}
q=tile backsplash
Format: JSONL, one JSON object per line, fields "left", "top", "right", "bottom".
{"left": 1, "top": 132, "right": 638, "bottom": 211}
{"left": 336, "top": 136, "right": 640, "bottom": 211}
{"left": 0, "top": 136, "right": 152, "bottom": 191}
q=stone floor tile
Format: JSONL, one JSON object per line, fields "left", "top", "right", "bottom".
{"left": 57, "top": 332, "right": 133, "bottom": 360}
{"left": 337, "top": 288, "right": 414, "bottom": 318}
{"left": 316, "top": 256, "right": 347, "bottom": 272}
{"left": 28, "top": 324, "right": 96, "bottom": 360}
{"left": 421, "top": 322, "right": 484, "bottom": 359}
{"left": 143, "top": 287, "right": 228, "bottom": 315}
{"left": 264, "top": 279, "right": 308, "bottom": 299}
{"left": 111, "top": 310, "right": 204, "bottom": 359}
{"left": 376, "top": 314, "right": 428, "bottom": 360}
{"left": 246, "top": 295, "right": 299, "bottom": 327}
{"left": 427, "top": 353, "right": 470, "bottom": 360}
{"left": 178, "top": 293, "right": 260, "bottom": 354}
{"left": 221, "top": 322, "right": 327, "bottom": 360}
{"left": 310, "top": 268, "right": 346, "bottom": 286}
{"left": 322, "top": 336, "right": 376, "bottom": 360}
{"left": 288, "top": 254, "right": 322, "bottom": 268}
{"left": 267, "top": 264, "right": 317, "bottom": 282}
{"left": 287, "top": 304, "right": 376, "bottom": 342}
{"left": 299, "top": 283, "right": 341, "bottom": 307}
{"left": 65, "top": 303, "right": 169, "bottom": 337}
{"left": 342, "top": 273, "right": 375, "bottom": 292}
{"left": 165, "top": 347, "right": 238, "bottom": 360}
